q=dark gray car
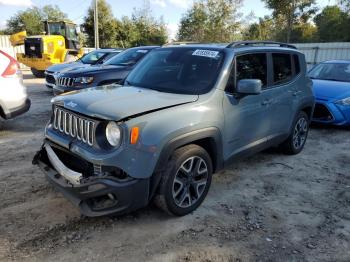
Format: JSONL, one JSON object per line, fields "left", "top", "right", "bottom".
{"left": 34, "top": 41, "right": 314, "bottom": 217}
{"left": 45, "top": 49, "right": 123, "bottom": 88}
{"left": 53, "top": 46, "right": 158, "bottom": 95}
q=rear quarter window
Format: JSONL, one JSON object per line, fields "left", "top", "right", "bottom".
{"left": 272, "top": 53, "right": 292, "bottom": 85}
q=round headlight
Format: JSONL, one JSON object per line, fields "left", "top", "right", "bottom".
{"left": 105, "top": 122, "right": 121, "bottom": 147}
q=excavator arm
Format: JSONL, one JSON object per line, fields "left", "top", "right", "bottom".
{"left": 9, "top": 31, "right": 27, "bottom": 46}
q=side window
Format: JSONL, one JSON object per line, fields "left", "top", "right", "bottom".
{"left": 293, "top": 54, "right": 300, "bottom": 75}
{"left": 272, "top": 53, "right": 292, "bottom": 84}
{"left": 236, "top": 53, "right": 268, "bottom": 88}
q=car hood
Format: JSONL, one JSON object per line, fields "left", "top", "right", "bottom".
{"left": 312, "top": 79, "right": 350, "bottom": 100}
{"left": 53, "top": 85, "right": 198, "bottom": 121}
{"left": 47, "top": 62, "right": 85, "bottom": 73}
{"left": 60, "top": 64, "right": 127, "bottom": 76}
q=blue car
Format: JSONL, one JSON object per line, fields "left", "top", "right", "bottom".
{"left": 309, "top": 60, "right": 350, "bottom": 126}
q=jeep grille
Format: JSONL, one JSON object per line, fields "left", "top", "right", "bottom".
{"left": 57, "top": 77, "right": 74, "bottom": 87}
{"left": 53, "top": 106, "right": 95, "bottom": 146}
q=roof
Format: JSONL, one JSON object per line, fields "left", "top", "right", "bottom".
{"left": 321, "top": 60, "right": 350, "bottom": 64}
{"left": 131, "top": 46, "right": 160, "bottom": 50}
{"left": 96, "top": 48, "right": 124, "bottom": 52}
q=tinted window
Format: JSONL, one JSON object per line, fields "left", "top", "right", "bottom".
{"left": 293, "top": 54, "right": 300, "bottom": 75}
{"left": 273, "top": 53, "right": 292, "bottom": 84}
{"left": 125, "top": 48, "right": 225, "bottom": 95}
{"left": 308, "top": 62, "right": 350, "bottom": 82}
{"left": 80, "top": 50, "right": 109, "bottom": 64}
{"left": 105, "top": 48, "right": 150, "bottom": 66}
{"left": 236, "top": 53, "right": 267, "bottom": 88}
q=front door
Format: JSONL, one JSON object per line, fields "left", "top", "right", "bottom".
{"left": 223, "top": 52, "right": 273, "bottom": 161}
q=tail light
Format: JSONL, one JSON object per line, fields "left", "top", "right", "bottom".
{"left": 0, "top": 50, "right": 20, "bottom": 78}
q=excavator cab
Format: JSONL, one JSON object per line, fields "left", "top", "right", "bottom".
{"left": 43, "top": 21, "right": 80, "bottom": 51}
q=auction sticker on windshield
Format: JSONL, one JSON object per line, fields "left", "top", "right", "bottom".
{"left": 192, "top": 49, "right": 219, "bottom": 58}
{"left": 137, "top": 50, "right": 148, "bottom": 53}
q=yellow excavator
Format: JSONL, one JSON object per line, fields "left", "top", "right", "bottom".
{"left": 10, "top": 20, "right": 84, "bottom": 77}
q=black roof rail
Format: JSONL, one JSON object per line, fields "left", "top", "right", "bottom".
{"left": 226, "top": 41, "right": 297, "bottom": 49}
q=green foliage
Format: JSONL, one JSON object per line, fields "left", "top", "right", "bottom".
{"left": 5, "top": 5, "right": 68, "bottom": 35}
{"left": 129, "top": 4, "right": 167, "bottom": 46}
{"left": 243, "top": 16, "right": 275, "bottom": 41}
{"left": 82, "top": 0, "right": 167, "bottom": 48}
{"left": 82, "top": 0, "right": 118, "bottom": 48}
{"left": 177, "top": 0, "right": 242, "bottom": 42}
{"left": 338, "top": 0, "right": 350, "bottom": 13}
{"left": 262, "top": 0, "right": 317, "bottom": 42}
{"left": 314, "top": 6, "right": 350, "bottom": 42}
{"left": 245, "top": 2, "right": 350, "bottom": 43}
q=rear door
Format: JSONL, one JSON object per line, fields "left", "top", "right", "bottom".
{"left": 223, "top": 52, "right": 274, "bottom": 160}
{"left": 267, "top": 52, "right": 300, "bottom": 140}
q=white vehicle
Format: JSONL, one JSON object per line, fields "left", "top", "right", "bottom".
{"left": 0, "top": 50, "right": 30, "bottom": 124}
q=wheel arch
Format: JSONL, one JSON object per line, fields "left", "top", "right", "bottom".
{"left": 148, "top": 127, "right": 223, "bottom": 200}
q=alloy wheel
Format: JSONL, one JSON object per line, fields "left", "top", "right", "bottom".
{"left": 172, "top": 156, "right": 209, "bottom": 208}
{"left": 293, "top": 117, "right": 308, "bottom": 150}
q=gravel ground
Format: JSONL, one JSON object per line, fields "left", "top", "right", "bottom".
{"left": 0, "top": 71, "right": 349, "bottom": 262}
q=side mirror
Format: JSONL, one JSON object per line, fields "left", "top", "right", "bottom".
{"left": 237, "top": 79, "right": 262, "bottom": 95}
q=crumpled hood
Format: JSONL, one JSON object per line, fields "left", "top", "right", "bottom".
{"left": 53, "top": 85, "right": 198, "bottom": 121}
{"left": 60, "top": 64, "right": 127, "bottom": 76}
{"left": 312, "top": 79, "right": 350, "bottom": 100}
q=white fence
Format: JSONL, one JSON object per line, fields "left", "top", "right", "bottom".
{"left": 0, "top": 35, "right": 27, "bottom": 68}
{"left": 293, "top": 42, "right": 350, "bottom": 69}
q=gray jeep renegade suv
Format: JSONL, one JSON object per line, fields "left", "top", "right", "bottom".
{"left": 33, "top": 41, "right": 314, "bottom": 217}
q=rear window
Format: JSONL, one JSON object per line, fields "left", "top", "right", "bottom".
{"left": 272, "top": 53, "right": 292, "bottom": 84}
{"left": 125, "top": 48, "right": 225, "bottom": 95}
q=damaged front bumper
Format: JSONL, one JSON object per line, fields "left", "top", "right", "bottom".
{"left": 33, "top": 141, "right": 150, "bottom": 217}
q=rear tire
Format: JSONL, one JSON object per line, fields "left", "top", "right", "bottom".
{"left": 154, "top": 144, "right": 213, "bottom": 216}
{"left": 281, "top": 111, "right": 309, "bottom": 155}
{"left": 30, "top": 68, "right": 45, "bottom": 78}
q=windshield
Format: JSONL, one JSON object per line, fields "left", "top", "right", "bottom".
{"left": 66, "top": 24, "right": 78, "bottom": 40}
{"left": 48, "top": 23, "right": 65, "bottom": 36}
{"left": 309, "top": 63, "right": 350, "bottom": 82}
{"left": 125, "top": 48, "right": 225, "bottom": 95}
{"left": 104, "top": 48, "right": 151, "bottom": 66}
{"left": 80, "top": 50, "right": 110, "bottom": 64}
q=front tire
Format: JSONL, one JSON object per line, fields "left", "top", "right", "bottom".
{"left": 30, "top": 68, "right": 45, "bottom": 78}
{"left": 281, "top": 111, "right": 309, "bottom": 155}
{"left": 155, "top": 144, "right": 213, "bottom": 216}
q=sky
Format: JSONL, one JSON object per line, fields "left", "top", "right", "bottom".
{"left": 0, "top": 0, "right": 337, "bottom": 38}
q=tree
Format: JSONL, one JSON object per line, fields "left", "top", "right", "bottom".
{"left": 338, "top": 0, "right": 350, "bottom": 13}
{"left": 243, "top": 16, "right": 275, "bottom": 40}
{"left": 5, "top": 5, "right": 67, "bottom": 35}
{"left": 262, "top": 0, "right": 317, "bottom": 42}
{"left": 82, "top": 0, "right": 119, "bottom": 48}
{"left": 129, "top": 2, "right": 167, "bottom": 46}
{"left": 314, "top": 6, "right": 350, "bottom": 42}
{"left": 177, "top": 0, "right": 243, "bottom": 42}
{"left": 82, "top": 0, "right": 167, "bottom": 48}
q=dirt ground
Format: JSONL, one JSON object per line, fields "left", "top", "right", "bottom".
{"left": 0, "top": 71, "right": 349, "bottom": 262}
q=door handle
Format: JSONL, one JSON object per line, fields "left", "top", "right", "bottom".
{"left": 261, "top": 99, "right": 272, "bottom": 105}
{"left": 289, "top": 90, "right": 302, "bottom": 96}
